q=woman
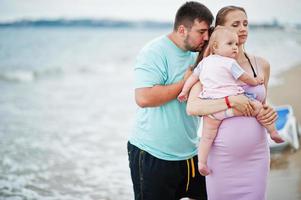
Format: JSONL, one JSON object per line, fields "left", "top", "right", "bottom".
{"left": 186, "top": 6, "right": 277, "bottom": 200}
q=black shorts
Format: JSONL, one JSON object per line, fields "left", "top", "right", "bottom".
{"left": 127, "top": 142, "right": 207, "bottom": 200}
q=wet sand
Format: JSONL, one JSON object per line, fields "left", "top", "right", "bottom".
{"left": 267, "top": 64, "right": 301, "bottom": 200}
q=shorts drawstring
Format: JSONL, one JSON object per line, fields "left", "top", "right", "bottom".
{"left": 190, "top": 158, "right": 195, "bottom": 178}
{"left": 186, "top": 158, "right": 196, "bottom": 191}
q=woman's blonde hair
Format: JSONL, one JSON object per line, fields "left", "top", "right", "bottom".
{"left": 215, "top": 6, "right": 246, "bottom": 26}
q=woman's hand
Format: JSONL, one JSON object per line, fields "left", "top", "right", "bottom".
{"left": 229, "top": 95, "right": 254, "bottom": 116}
{"left": 256, "top": 104, "right": 278, "bottom": 126}
{"left": 255, "top": 76, "right": 264, "bottom": 85}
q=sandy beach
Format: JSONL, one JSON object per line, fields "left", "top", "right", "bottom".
{"left": 268, "top": 64, "right": 301, "bottom": 122}
{"left": 267, "top": 64, "right": 301, "bottom": 200}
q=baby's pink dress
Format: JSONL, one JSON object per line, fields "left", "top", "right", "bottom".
{"left": 194, "top": 54, "right": 245, "bottom": 99}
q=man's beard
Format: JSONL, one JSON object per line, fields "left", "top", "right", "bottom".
{"left": 183, "top": 36, "right": 202, "bottom": 52}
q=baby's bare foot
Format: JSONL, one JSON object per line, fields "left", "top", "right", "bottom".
{"left": 270, "top": 132, "right": 285, "bottom": 143}
{"left": 198, "top": 162, "right": 211, "bottom": 176}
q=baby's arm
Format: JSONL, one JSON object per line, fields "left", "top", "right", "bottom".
{"left": 231, "top": 60, "right": 263, "bottom": 86}
{"left": 178, "top": 74, "right": 199, "bottom": 102}
{"left": 238, "top": 73, "right": 264, "bottom": 86}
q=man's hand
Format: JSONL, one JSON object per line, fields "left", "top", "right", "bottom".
{"left": 229, "top": 95, "right": 254, "bottom": 116}
{"left": 257, "top": 104, "right": 278, "bottom": 126}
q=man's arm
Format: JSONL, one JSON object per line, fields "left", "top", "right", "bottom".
{"left": 186, "top": 81, "right": 254, "bottom": 116}
{"left": 135, "top": 80, "right": 184, "bottom": 107}
{"left": 135, "top": 68, "right": 193, "bottom": 107}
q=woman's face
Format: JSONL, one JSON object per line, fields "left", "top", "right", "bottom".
{"left": 222, "top": 10, "right": 248, "bottom": 45}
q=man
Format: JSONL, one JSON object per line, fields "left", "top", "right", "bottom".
{"left": 128, "top": 2, "right": 213, "bottom": 199}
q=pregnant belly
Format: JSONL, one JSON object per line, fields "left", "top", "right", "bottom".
{"left": 213, "top": 116, "right": 268, "bottom": 157}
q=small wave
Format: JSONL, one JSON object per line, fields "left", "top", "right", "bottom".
{"left": 0, "top": 67, "right": 64, "bottom": 83}
{"left": 33, "top": 67, "right": 63, "bottom": 79}
{"left": 0, "top": 70, "right": 35, "bottom": 82}
{"left": 0, "top": 64, "right": 123, "bottom": 83}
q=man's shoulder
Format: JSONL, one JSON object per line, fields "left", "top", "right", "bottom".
{"left": 138, "top": 35, "right": 176, "bottom": 62}
{"left": 143, "top": 35, "right": 168, "bottom": 51}
{"left": 135, "top": 36, "right": 169, "bottom": 69}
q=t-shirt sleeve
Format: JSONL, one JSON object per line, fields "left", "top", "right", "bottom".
{"left": 230, "top": 60, "right": 245, "bottom": 79}
{"left": 134, "top": 48, "right": 167, "bottom": 88}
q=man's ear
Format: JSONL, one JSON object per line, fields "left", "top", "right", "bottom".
{"left": 178, "top": 25, "right": 187, "bottom": 37}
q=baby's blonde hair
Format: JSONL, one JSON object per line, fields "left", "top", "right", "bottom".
{"left": 204, "top": 26, "right": 237, "bottom": 56}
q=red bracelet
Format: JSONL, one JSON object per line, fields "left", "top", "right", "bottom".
{"left": 225, "top": 96, "right": 231, "bottom": 108}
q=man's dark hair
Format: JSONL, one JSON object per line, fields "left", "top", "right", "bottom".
{"left": 174, "top": 1, "right": 213, "bottom": 30}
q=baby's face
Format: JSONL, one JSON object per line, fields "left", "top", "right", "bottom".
{"left": 215, "top": 32, "right": 239, "bottom": 59}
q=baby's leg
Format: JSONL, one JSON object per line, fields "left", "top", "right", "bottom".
{"left": 211, "top": 108, "right": 236, "bottom": 120}
{"left": 264, "top": 122, "right": 285, "bottom": 143}
{"left": 252, "top": 100, "right": 284, "bottom": 143}
{"left": 198, "top": 116, "right": 221, "bottom": 176}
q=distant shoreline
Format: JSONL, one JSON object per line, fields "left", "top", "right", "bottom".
{"left": 0, "top": 19, "right": 300, "bottom": 30}
{"left": 0, "top": 19, "right": 172, "bottom": 29}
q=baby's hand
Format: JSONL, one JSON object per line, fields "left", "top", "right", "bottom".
{"left": 255, "top": 76, "right": 264, "bottom": 84}
{"left": 177, "top": 92, "right": 188, "bottom": 102}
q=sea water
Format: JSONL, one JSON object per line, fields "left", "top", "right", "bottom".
{"left": 0, "top": 27, "right": 301, "bottom": 199}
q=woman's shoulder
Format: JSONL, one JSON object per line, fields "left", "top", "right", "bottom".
{"left": 249, "top": 54, "right": 270, "bottom": 70}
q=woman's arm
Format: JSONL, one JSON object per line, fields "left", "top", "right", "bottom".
{"left": 257, "top": 105, "right": 278, "bottom": 125}
{"left": 255, "top": 57, "right": 278, "bottom": 125}
{"left": 186, "top": 81, "right": 254, "bottom": 116}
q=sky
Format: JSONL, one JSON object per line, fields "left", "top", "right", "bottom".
{"left": 0, "top": 0, "right": 301, "bottom": 24}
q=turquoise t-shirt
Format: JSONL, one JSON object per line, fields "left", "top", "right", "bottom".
{"left": 129, "top": 35, "right": 200, "bottom": 161}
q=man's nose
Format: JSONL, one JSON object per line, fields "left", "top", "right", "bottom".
{"left": 203, "top": 32, "right": 209, "bottom": 41}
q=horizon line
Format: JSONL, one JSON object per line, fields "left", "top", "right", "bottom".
{"left": 0, "top": 18, "right": 300, "bottom": 29}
